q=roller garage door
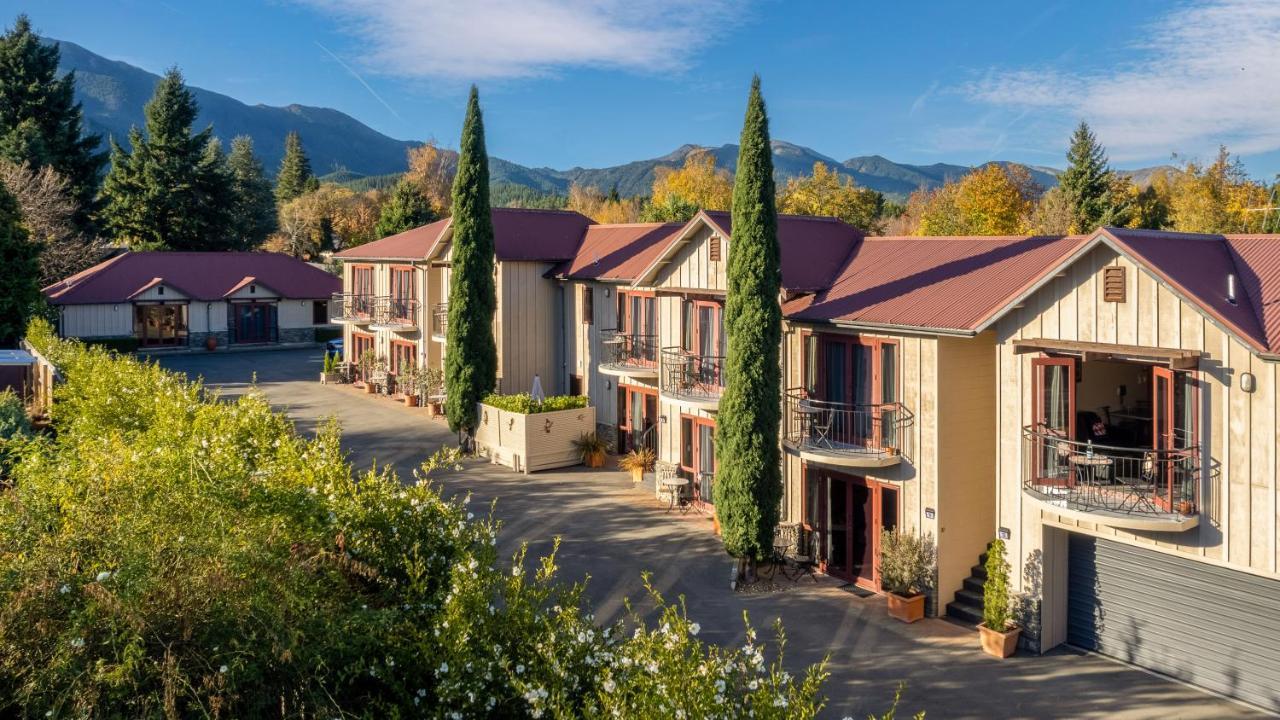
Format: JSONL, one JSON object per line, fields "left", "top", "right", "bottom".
{"left": 1068, "top": 534, "right": 1280, "bottom": 713}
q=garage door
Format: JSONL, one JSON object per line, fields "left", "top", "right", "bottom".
{"left": 1068, "top": 534, "right": 1280, "bottom": 713}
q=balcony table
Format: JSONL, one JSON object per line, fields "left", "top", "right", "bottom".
{"left": 795, "top": 403, "right": 830, "bottom": 448}
{"left": 660, "top": 476, "right": 690, "bottom": 514}
{"left": 1069, "top": 454, "right": 1114, "bottom": 486}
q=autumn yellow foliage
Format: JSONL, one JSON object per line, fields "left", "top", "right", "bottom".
{"left": 1151, "top": 147, "right": 1272, "bottom": 234}
{"left": 651, "top": 150, "right": 733, "bottom": 213}
{"left": 778, "top": 162, "right": 885, "bottom": 232}
{"left": 405, "top": 140, "right": 456, "bottom": 213}
{"left": 908, "top": 164, "right": 1036, "bottom": 236}
{"left": 565, "top": 183, "right": 643, "bottom": 223}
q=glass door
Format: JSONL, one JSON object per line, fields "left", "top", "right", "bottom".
{"left": 1033, "top": 357, "right": 1075, "bottom": 485}
{"left": 696, "top": 422, "right": 716, "bottom": 507}
{"left": 1152, "top": 366, "right": 1175, "bottom": 510}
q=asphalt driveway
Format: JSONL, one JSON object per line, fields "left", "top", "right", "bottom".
{"left": 158, "top": 348, "right": 1268, "bottom": 720}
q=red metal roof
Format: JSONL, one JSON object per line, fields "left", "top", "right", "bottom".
{"left": 699, "top": 211, "right": 864, "bottom": 293}
{"left": 784, "top": 235, "right": 1089, "bottom": 331}
{"left": 554, "top": 222, "right": 685, "bottom": 281}
{"left": 44, "top": 251, "right": 340, "bottom": 305}
{"left": 333, "top": 208, "right": 594, "bottom": 263}
{"left": 1223, "top": 234, "right": 1280, "bottom": 352}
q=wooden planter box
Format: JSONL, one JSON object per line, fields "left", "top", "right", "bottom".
{"left": 475, "top": 403, "right": 597, "bottom": 474}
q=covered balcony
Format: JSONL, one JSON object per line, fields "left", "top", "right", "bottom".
{"left": 430, "top": 303, "right": 448, "bottom": 341}
{"left": 329, "top": 292, "right": 374, "bottom": 324}
{"left": 660, "top": 346, "right": 723, "bottom": 410}
{"left": 782, "top": 389, "right": 913, "bottom": 468}
{"left": 1022, "top": 427, "right": 1205, "bottom": 531}
{"left": 369, "top": 296, "right": 420, "bottom": 331}
{"left": 598, "top": 329, "right": 658, "bottom": 379}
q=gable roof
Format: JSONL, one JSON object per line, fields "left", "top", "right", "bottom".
{"left": 550, "top": 222, "right": 685, "bottom": 282}
{"left": 1225, "top": 234, "right": 1280, "bottom": 353}
{"left": 630, "top": 210, "right": 864, "bottom": 293}
{"left": 44, "top": 251, "right": 340, "bottom": 305}
{"left": 333, "top": 208, "right": 595, "bottom": 263}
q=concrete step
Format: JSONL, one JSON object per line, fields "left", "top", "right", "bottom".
{"left": 946, "top": 600, "right": 984, "bottom": 626}
{"left": 963, "top": 576, "right": 985, "bottom": 594}
{"left": 970, "top": 564, "right": 988, "bottom": 580}
{"left": 954, "top": 587, "right": 985, "bottom": 607}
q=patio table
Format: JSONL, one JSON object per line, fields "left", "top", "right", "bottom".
{"left": 660, "top": 477, "right": 690, "bottom": 514}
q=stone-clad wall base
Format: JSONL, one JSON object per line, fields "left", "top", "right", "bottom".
{"left": 279, "top": 327, "right": 318, "bottom": 344}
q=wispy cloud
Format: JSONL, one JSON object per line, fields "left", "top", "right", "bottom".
{"left": 314, "top": 41, "right": 402, "bottom": 120}
{"left": 959, "top": 0, "right": 1280, "bottom": 163}
{"left": 295, "top": 0, "right": 741, "bottom": 81}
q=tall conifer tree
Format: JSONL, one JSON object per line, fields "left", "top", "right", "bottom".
{"left": 0, "top": 15, "right": 105, "bottom": 231}
{"left": 444, "top": 87, "right": 497, "bottom": 439}
{"left": 0, "top": 184, "right": 40, "bottom": 347}
{"left": 99, "top": 68, "right": 233, "bottom": 249}
{"left": 376, "top": 179, "right": 436, "bottom": 238}
{"left": 275, "top": 131, "right": 318, "bottom": 202}
{"left": 715, "top": 76, "right": 782, "bottom": 574}
{"left": 1059, "top": 121, "right": 1119, "bottom": 233}
{"left": 226, "top": 136, "right": 276, "bottom": 248}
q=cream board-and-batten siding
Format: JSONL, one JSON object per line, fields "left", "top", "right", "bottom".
{"left": 995, "top": 244, "right": 1280, "bottom": 586}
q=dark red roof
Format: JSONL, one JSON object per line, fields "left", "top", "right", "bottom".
{"left": 785, "top": 234, "right": 1088, "bottom": 331}
{"left": 554, "top": 222, "right": 685, "bottom": 281}
{"left": 333, "top": 208, "right": 594, "bottom": 263}
{"left": 44, "top": 251, "right": 340, "bottom": 305}
{"left": 699, "top": 211, "right": 864, "bottom": 293}
{"left": 1226, "top": 234, "right": 1280, "bottom": 353}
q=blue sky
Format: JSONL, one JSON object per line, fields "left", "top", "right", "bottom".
{"left": 19, "top": 0, "right": 1280, "bottom": 179}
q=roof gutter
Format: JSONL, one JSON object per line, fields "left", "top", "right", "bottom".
{"left": 789, "top": 317, "right": 978, "bottom": 338}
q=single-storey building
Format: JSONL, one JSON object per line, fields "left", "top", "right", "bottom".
{"left": 43, "top": 251, "right": 340, "bottom": 350}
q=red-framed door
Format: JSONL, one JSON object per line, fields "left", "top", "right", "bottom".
{"left": 1152, "top": 366, "right": 1176, "bottom": 511}
{"left": 803, "top": 467, "right": 898, "bottom": 589}
{"left": 350, "top": 332, "right": 375, "bottom": 372}
{"left": 1032, "top": 356, "right": 1076, "bottom": 485}
{"left": 618, "top": 291, "right": 657, "bottom": 364}
{"left": 617, "top": 384, "right": 658, "bottom": 452}
{"left": 816, "top": 335, "right": 898, "bottom": 448}
{"left": 679, "top": 414, "right": 717, "bottom": 508}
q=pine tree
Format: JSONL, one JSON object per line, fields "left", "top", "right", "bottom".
{"left": 375, "top": 178, "right": 437, "bottom": 238}
{"left": 0, "top": 15, "right": 105, "bottom": 232}
{"left": 0, "top": 184, "right": 40, "bottom": 347}
{"left": 444, "top": 87, "right": 497, "bottom": 439}
{"left": 275, "top": 131, "right": 318, "bottom": 202}
{"left": 715, "top": 76, "right": 782, "bottom": 574}
{"left": 1059, "top": 121, "right": 1118, "bottom": 233}
{"left": 226, "top": 136, "right": 276, "bottom": 248}
{"left": 99, "top": 68, "right": 234, "bottom": 250}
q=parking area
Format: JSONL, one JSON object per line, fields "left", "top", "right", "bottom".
{"left": 158, "top": 348, "right": 1267, "bottom": 720}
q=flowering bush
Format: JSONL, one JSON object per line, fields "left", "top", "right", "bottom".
{"left": 1, "top": 323, "right": 829, "bottom": 717}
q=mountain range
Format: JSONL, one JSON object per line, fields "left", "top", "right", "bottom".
{"left": 58, "top": 37, "right": 1162, "bottom": 201}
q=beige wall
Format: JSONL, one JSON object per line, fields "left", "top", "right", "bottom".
{"left": 60, "top": 297, "right": 323, "bottom": 339}
{"left": 497, "top": 261, "right": 562, "bottom": 395}
{"left": 342, "top": 260, "right": 429, "bottom": 368}
{"left": 994, "top": 244, "right": 1280, "bottom": 610}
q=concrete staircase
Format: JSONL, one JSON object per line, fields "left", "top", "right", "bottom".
{"left": 945, "top": 548, "right": 988, "bottom": 626}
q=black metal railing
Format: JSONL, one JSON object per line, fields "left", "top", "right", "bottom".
{"left": 329, "top": 292, "right": 375, "bottom": 322}
{"left": 1022, "top": 426, "right": 1205, "bottom": 519}
{"left": 660, "top": 347, "right": 724, "bottom": 401}
{"left": 783, "top": 388, "right": 914, "bottom": 460}
{"left": 372, "top": 296, "right": 420, "bottom": 327}
{"left": 431, "top": 303, "right": 448, "bottom": 337}
{"left": 601, "top": 329, "right": 658, "bottom": 369}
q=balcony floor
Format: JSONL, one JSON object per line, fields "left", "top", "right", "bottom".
{"left": 660, "top": 388, "right": 720, "bottom": 411}
{"left": 598, "top": 362, "right": 659, "bottom": 379}
{"left": 1022, "top": 485, "right": 1200, "bottom": 532}
{"left": 783, "top": 439, "right": 903, "bottom": 469}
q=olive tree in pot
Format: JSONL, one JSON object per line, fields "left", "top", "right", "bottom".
{"left": 879, "top": 529, "right": 935, "bottom": 623}
{"left": 398, "top": 366, "right": 420, "bottom": 406}
{"left": 979, "top": 538, "right": 1021, "bottom": 658}
{"left": 357, "top": 349, "right": 378, "bottom": 393}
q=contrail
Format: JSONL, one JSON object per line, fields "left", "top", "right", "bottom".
{"left": 314, "top": 41, "right": 402, "bottom": 121}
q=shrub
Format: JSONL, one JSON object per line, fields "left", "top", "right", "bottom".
{"left": 0, "top": 330, "right": 830, "bottom": 717}
{"left": 322, "top": 351, "right": 336, "bottom": 374}
{"left": 482, "top": 392, "right": 589, "bottom": 414}
{"left": 0, "top": 389, "right": 30, "bottom": 477}
{"left": 878, "top": 530, "right": 935, "bottom": 596}
{"left": 983, "top": 538, "right": 1013, "bottom": 631}
{"left": 83, "top": 336, "right": 139, "bottom": 354}
{"left": 618, "top": 446, "right": 656, "bottom": 473}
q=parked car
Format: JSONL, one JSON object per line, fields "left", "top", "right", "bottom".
{"left": 325, "top": 338, "right": 343, "bottom": 361}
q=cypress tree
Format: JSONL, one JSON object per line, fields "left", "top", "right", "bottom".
{"left": 444, "top": 87, "right": 497, "bottom": 440}
{"left": 1059, "top": 121, "right": 1116, "bottom": 233}
{"left": 99, "top": 68, "right": 234, "bottom": 250}
{"left": 0, "top": 184, "right": 40, "bottom": 347}
{"left": 375, "top": 178, "right": 437, "bottom": 238}
{"left": 0, "top": 15, "right": 105, "bottom": 232}
{"left": 715, "top": 76, "right": 782, "bottom": 574}
{"left": 275, "top": 131, "right": 318, "bottom": 202}
{"left": 226, "top": 136, "right": 276, "bottom": 248}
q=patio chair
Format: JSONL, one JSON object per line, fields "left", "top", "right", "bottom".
{"left": 809, "top": 408, "right": 834, "bottom": 449}
{"left": 786, "top": 527, "right": 820, "bottom": 582}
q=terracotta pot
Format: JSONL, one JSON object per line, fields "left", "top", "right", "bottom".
{"left": 404, "top": 394, "right": 419, "bottom": 407}
{"left": 585, "top": 450, "right": 606, "bottom": 468}
{"left": 204, "top": 335, "right": 217, "bottom": 351}
{"left": 630, "top": 466, "right": 644, "bottom": 484}
{"left": 363, "top": 383, "right": 375, "bottom": 394}
{"left": 978, "top": 622, "right": 1021, "bottom": 658}
{"left": 1177, "top": 499, "right": 1194, "bottom": 515}
{"left": 886, "top": 591, "right": 925, "bottom": 623}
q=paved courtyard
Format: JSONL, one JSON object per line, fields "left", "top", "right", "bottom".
{"left": 158, "top": 348, "right": 1268, "bottom": 720}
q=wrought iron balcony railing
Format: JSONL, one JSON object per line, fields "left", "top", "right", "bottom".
{"left": 370, "top": 296, "right": 420, "bottom": 330}
{"left": 329, "top": 292, "right": 375, "bottom": 323}
{"left": 1022, "top": 426, "right": 1206, "bottom": 521}
{"left": 600, "top": 330, "right": 658, "bottom": 371}
{"left": 431, "top": 303, "right": 448, "bottom": 338}
{"left": 660, "top": 347, "right": 724, "bottom": 404}
{"left": 783, "top": 388, "right": 914, "bottom": 461}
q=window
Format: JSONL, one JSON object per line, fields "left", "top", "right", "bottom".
{"left": 680, "top": 415, "right": 717, "bottom": 506}
{"left": 581, "top": 286, "right": 594, "bottom": 325}
{"left": 1103, "top": 266, "right": 1126, "bottom": 303}
{"left": 352, "top": 266, "right": 373, "bottom": 296}
{"left": 312, "top": 300, "right": 329, "bottom": 325}
{"left": 390, "top": 341, "right": 415, "bottom": 374}
{"left": 803, "top": 333, "right": 817, "bottom": 395}
{"left": 391, "top": 267, "right": 416, "bottom": 301}
{"left": 350, "top": 332, "right": 375, "bottom": 366}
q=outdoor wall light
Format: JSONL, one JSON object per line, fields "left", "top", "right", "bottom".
{"left": 924, "top": 507, "right": 935, "bottom": 519}
{"left": 1241, "top": 372, "right": 1256, "bottom": 393}
{"left": 604, "top": 288, "right": 611, "bottom": 297}
{"left": 998, "top": 527, "right": 1011, "bottom": 540}
{"left": 604, "top": 379, "right": 611, "bottom": 390}
{"left": 660, "top": 415, "right": 668, "bottom": 424}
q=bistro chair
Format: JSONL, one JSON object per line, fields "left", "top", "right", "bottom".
{"left": 786, "top": 527, "right": 820, "bottom": 582}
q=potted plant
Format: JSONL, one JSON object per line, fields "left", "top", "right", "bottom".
{"left": 978, "top": 538, "right": 1021, "bottom": 658}
{"left": 879, "top": 529, "right": 935, "bottom": 623}
{"left": 572, "top": 432, "right": 608, "bottom": 468}
{"left": 399, "top": 366, "right": 420, "bottom": 406}
{"left": 357, "top": 349, "right": 377, "bottom": 392}
{"left": 204, "top": 334, "right": 218, "bottom": 351}
{"left": 618, "top": 446, "right": 655, "bottom": 484}
{"left": 320, "top": 352, "right": 341, "bottom": 384}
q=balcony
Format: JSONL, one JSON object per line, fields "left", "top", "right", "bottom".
{"left": 369, "top": 296, "right": 420, "bottom": 331}
{"left": 598, "top": 330, "right": 659, "bottom": 380}
{"left": 430, "top": 303, "right": 448, "bottom": 341}
{"left": 1021, "top": 426, "right": 1205, "bottom": 532}
{"left": 782, "top": 389, "right": 913, "bottom": 469}
{"left": 329, "top": 293, "right": 375, "bottom": 324}
{"left": 660, "top": 347, "right": 724, "bottom": 410}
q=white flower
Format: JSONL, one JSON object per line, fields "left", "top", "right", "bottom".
{"left": 516, "top": 664, "right": 525, "bottom": 674}
{"left": 59, "top": 584, "right": 70, "bottom": 594}
{"left": 602, "top": 678, "right": 616, "bottom": 692}
{"left": 95, "top": 571, "right": 111, "bottom": 582}
{"left": 715, "top": 679, "right": 726, "bottom": 692}
{"left": 512, "top": 565, "right": 521, "bottom": 576}
{"left": 438, "top": 662, "right": 448, "bottom": 674}
{"left": 773, "top": 696, "right": 788, "bottom": 708}
{"left": 70, "top": 637, "right": 85, "bottom": 648}
{"left": 417, "top": 689, "right": 427, "bottom": 698}
{"left": 219, "top": 665, "right": 228, "bottom": 673}
{"left": 689, "top": 622, "right": 701, "bottom": 636}
{"left": 748, "top": 679, "right": 759, "bottom": 690}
